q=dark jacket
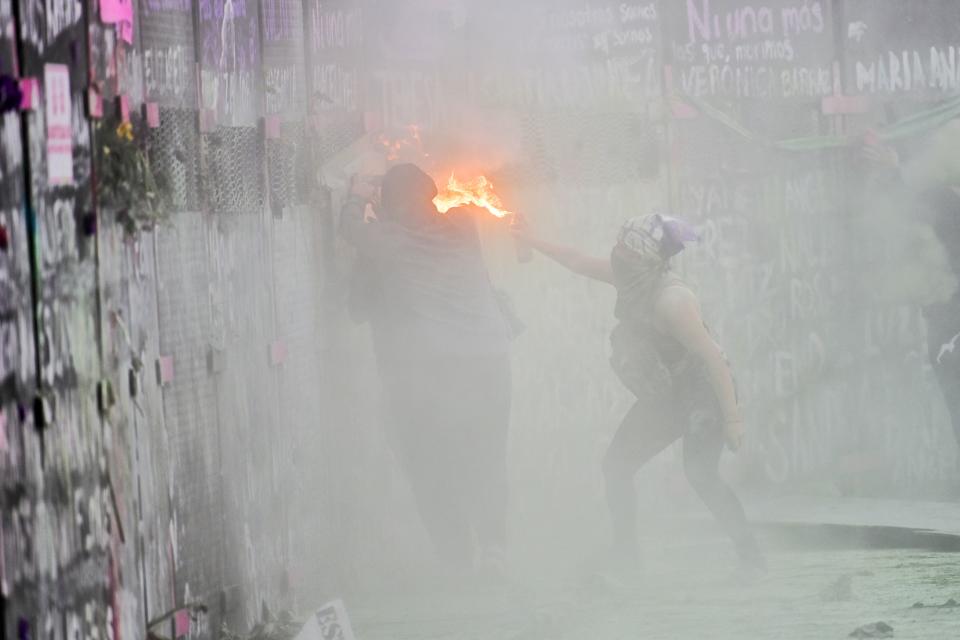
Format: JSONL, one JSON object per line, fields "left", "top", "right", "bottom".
{"left": 340, "top": 196, "right": 511, "bottom": 362}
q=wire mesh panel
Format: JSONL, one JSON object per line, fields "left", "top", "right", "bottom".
{"left": 311, "top": 110, "right": 366, "bottom": 162}
{"left": 201, "top": 127, "right": 266, "bottom": 215}
{"left": 154, "top": 211, "right": 225, "bottom": 631}
{"left": 504, "top": 111, "right": 662, "bottom": 187}
{"left": 139, "top": 0, "right": 197, "bottom": 108}
{"left": 267, "top": 120, "right": 310, "bottom": 214}
{"left": 148, "top": 108, "right": 201, "bottom": 212}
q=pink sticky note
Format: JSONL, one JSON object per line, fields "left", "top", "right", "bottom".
{"left": 174, "top": 609, "right": 190, "bottom": 638}
{"left": 264, "top": 115, "right": 281, "bottom": 139}
{"left": 821, "top": 94, "right": 871, "bottom": 116}
{"left": 18, "top": 77, "right": 38, "bottom": 110}
{"left": 156, "top": 356, "right": 174, "bottom": 385}
{"left": 118, "top": 94, "right": 130, "bottom": 122}
{"left": 100, "top": 0, "right": 133, "bottom": 24}
{"left": 88, "top": 87, "right": 104, "bottom": 118}
{"left": 671, "top": 99, "right": 699, "bottom": 119}
{"left": 270, "top": 340, "right": 287, "bottom": 366}
{"left": 119, "top": 20, "right": 134, "bottom": 45}
{"left": 145, "top": 102, "right": 160, "bottom": 128}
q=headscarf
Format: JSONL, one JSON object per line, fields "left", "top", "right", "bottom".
{"left": 612, "top": 213, "right": 699, "bottom": 319}
{"left": 379, "top": 163, "right": 439, "bottom": 229}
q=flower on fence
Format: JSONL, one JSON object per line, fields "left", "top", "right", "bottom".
{"left": 116, "top": 120, "right": 134, "bottom": 141}
{"left": 95, "top": 112, "right": 171, "bottom": 237}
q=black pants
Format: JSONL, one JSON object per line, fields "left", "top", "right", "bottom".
{"left": 380, "top": 353, "right": 511, "bottom": 568}
{"left": 924, "top": 299, "right": 960, "bottom": 446}
{"left": 603, "top": 374, "right": 758, "bottom": 563}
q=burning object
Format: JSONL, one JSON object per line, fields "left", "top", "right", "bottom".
{"left": 432, "top": 173, "right": 531, "bottom": 262}
{"left": 433, "top": 173, "right": 512, "bottom": 219}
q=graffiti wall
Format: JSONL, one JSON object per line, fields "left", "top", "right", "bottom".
{"left": 3, "top": 0, "right": 960, "bottom": 637}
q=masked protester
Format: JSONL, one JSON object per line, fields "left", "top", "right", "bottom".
{"left": 921, "top": 187, "right": 960, "bottom": 449}
{"left": 340, "top": 163, "right": 513, "bottom": 576}
{"left": 513, "top": 213, "right": 764, "bottom": 576}
{"left": 864, "top": 123, "right": 960, "bottom": 452}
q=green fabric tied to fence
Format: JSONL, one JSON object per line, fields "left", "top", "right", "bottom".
{"left": 684, "top": 94, "right": 960, "bottom": 153}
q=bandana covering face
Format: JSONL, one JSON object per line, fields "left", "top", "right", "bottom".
{"left": 609, "top": 213, "right": 702, "bottom": 397}
{"left": 612, "top": 213, "right": 699, "bottom": 318}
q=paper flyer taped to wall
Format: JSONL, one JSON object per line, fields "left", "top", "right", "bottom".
{"left": 294, "top": 600, "right": 355, "bottom": 640}
{"left": 100, "top": 0, "right": 134, "bottom": 44}
{"left": 44, "top": 64, "right": 73, "bottom": 185}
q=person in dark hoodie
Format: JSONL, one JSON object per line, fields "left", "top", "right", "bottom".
{"left": 513, "top": 213, "right": 764, "bottom": 577}
{"left": 865, "top": 122, "right": 960, "bottom": 449}
{"left": 340, "top": 163, "right": 512, "bottom": 575}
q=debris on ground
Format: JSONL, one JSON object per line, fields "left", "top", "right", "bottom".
{"left": 849, "top": 621, "right": 894, "bottom": 638}
{"left": 219, "top": 606, "right": 302, "bottom": 640}
{"left": 911, "top": 598, "right": 959, "bottom": 609}
{"left": 820, "top": 575, "right": 854, "bottom": 602}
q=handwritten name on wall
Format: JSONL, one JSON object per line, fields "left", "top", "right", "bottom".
{"left": 668, "top": 0, "right": 833, "bottom": 100}
{"left": 844, "top": 0, "right": 960, "bottom": 97}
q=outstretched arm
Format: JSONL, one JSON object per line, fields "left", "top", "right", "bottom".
{"left": 512, "top": 223, "right": 614, "bottom": 284}
{"left": 655, "top": 286, "right": 744, "bottom": 451}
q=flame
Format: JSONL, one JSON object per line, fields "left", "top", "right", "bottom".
{"left": 377, "top": 125, "right": 427, "bottom": 162}
{"left": 433, "top": 173, "right": 512, "bottom": 219}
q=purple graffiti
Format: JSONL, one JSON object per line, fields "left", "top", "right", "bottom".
{"left": 199, "top": 0, "right": 260, "bottom": 70}
{"left": 262, "top": 0, "right": 296, "bottom": 43}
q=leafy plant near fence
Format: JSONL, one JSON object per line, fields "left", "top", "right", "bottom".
{"left": 94, "top": 114, "right": 172, "bottom": 236}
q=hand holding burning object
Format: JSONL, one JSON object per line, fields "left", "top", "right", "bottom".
{"left": 433, "top": 173, "right": 531, "bottom": 263}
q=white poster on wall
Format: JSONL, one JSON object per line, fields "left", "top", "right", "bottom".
{"left": 44, "top": 64, "right": 73, "bottom": 185}
{"left": 293, "top": 600, "right": 356, "bottom": 640}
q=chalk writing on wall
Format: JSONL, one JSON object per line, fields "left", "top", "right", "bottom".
{"left": 261, "top": 0, "right": 305, "bottom": 117}
{"left": 198, "top": 0, "right": 261, "bottom": 125}
{"left": 844, "top": 0, "right": 960, "bottom": 97}
{"left": 18, "top": 0, "right": 84, "bottom": 61}
{"left": 139, "top": 0, "right": 196, "bottom": 106}
{"left": 462, "top": 0, "right": 662, "bottom": 110}
{"left": 666, "top": 0, "right": 833, "bottom": 100}
{"left": 306, "top": 0, "right": 362, "bottom": 112}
